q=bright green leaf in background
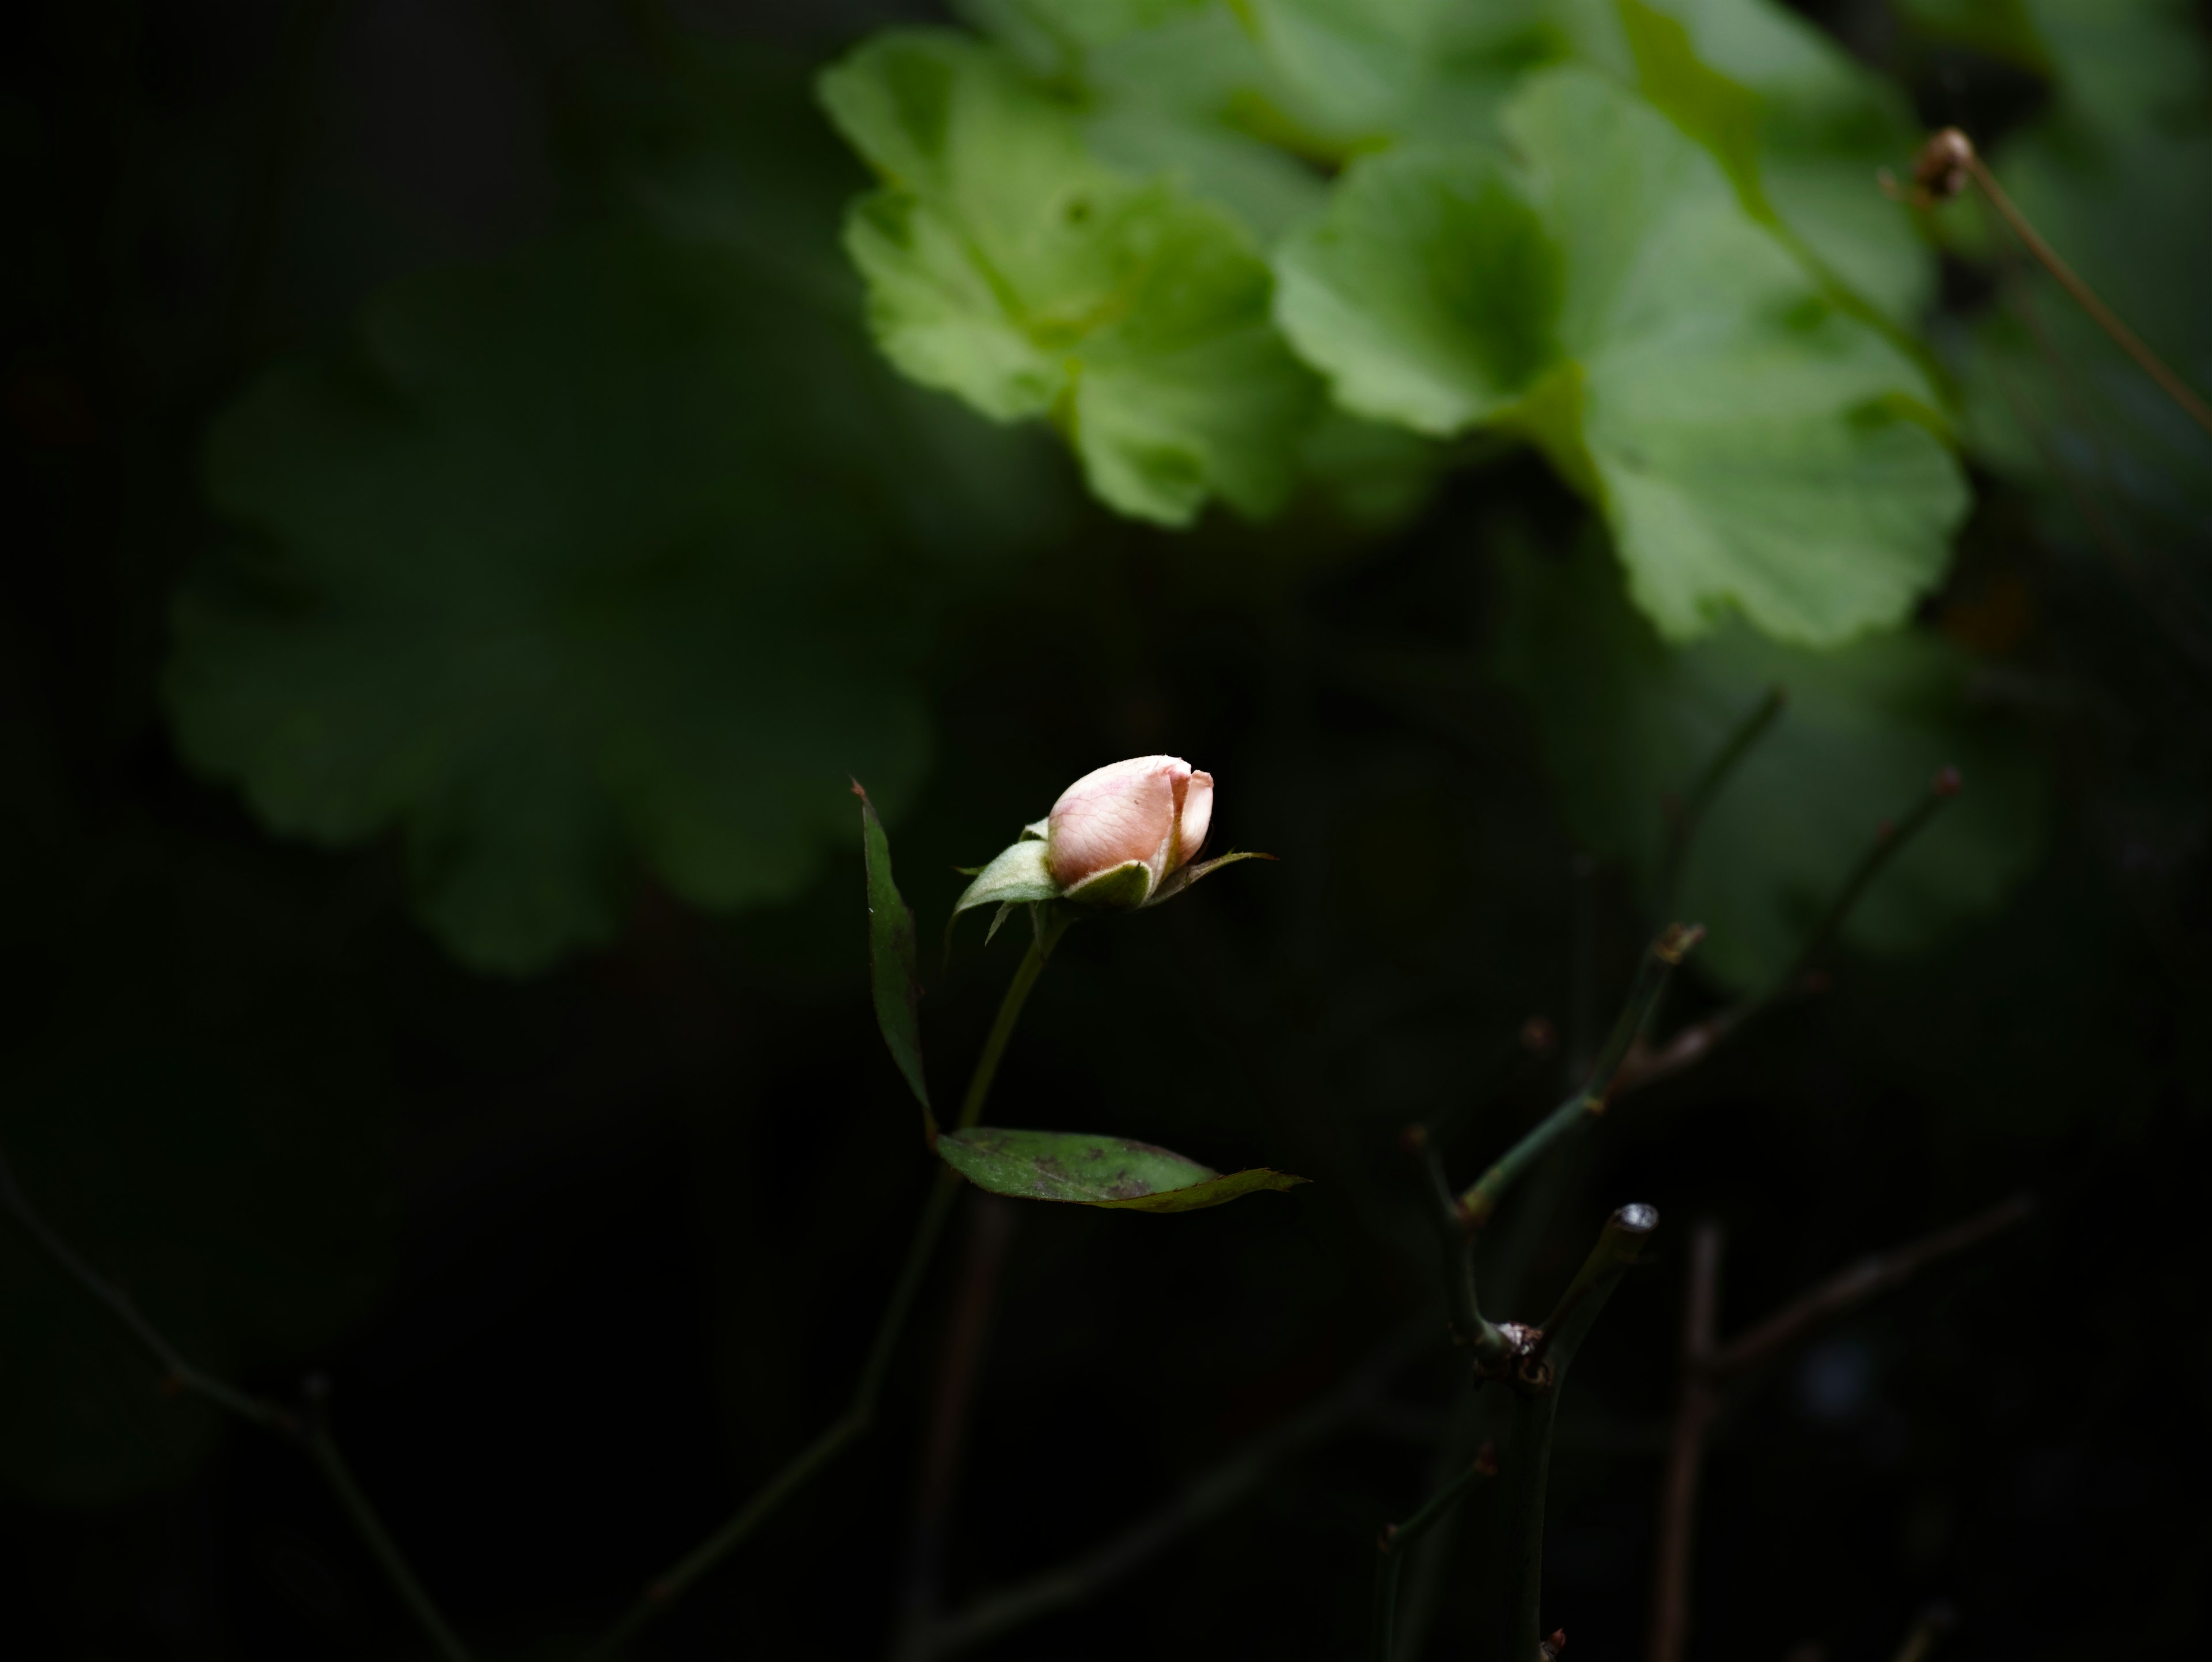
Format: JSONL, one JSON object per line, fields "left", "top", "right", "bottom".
{"left": 1275, "top": 148, "right": 1560, "bottom": 436}
{"left": 819, "top": 30, "right": 1321, "bottom": 527}
{"left": 936, "top": 1126, "right": 1308, "bottom": 1210}
{"left": 1278, "top": 70, "right": 1966, "bottom": 646}
{"left": 1503, "top": 70, "right": 1965, "bottom": 646}
{"left": 1581, "top": 0, "right": 1934, "bottom": 323}
{"left": 1493, "top": 535, "right": 2048, "bottom": 991}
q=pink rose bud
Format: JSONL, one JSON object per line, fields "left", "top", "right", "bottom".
{"left": 1045, "top": 755, "right": 1214, "bottom": 908}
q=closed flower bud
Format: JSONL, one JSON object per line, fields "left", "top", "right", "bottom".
{"left": 949, "top": 755, "right": 1268, "bottom": 944}
{"left": 1045, "top": 755, "right": 1213, "bottom": 908}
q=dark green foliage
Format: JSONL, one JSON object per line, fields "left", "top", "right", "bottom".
{"left": 2, "top": 2, "right": 2207, "bottom": 1659}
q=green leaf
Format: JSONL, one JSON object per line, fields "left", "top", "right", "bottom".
{"left": 166, "top": 230, "right": 934, "bottom": 973}
{"left": 935, "top": 1126, "right": 1309, "bottom": 1210}
{"left": 819, "top": 29, "right": 1321, "bottom": 526}
{"left": 1275, "top": 147, "right": 1560, "bottom": 436}
{"left": 1273, "top": 69, "right": 1965, "bottom": 645}
{"left": 854, "top": 782, "right": 932, "bottom": 1131}
{"left": 1500, "top": 67, "right": 1965, "bottom": 645}
{"left": 1492, "top": 533, "right": 2050, "bottom": 991}
{"left": 1592, "top": 0, "right": 1934, "bottom": 324}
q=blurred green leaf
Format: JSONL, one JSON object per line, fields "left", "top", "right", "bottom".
{"left": 1493, "top": 534, "right": 2050, "bottom": 990}
{"left": 935, "top": 1126, "right": 1308, "bottom": 1209}
{"left": 168, "top": 229, "right": 941, "bottom": 974}
{"left": 1275, "top": 148, "right": 1560, "bottom": 435}
{"left": 1502, "top": 68, "right": 1964, "bottom": 645}
{"left": 1276, "top": 69, "right": 1965, "bottom": 645}
{"left": 855, "top": 782, "right": 932, "bottom": 1130}
{"left": 574, "top": 35, "right": 1080, "bottom": 565}
{"left": 819, "top": 29, "right": 1321, "bottom": 526}
{"left": 1586, "top": 0, "right": 1934, "bottom": 322}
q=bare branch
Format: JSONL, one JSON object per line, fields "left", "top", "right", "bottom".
{"left": 1707, "top": 1195, "right": 2034, "bottom": 1380}
{"left": 925, "top": 1320, "right": 1434, "bottom": 1659}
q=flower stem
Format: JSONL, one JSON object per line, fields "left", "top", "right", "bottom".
{"left": 584, "top": 914, "right": 1069, "bottom": 1657}
{"left": 954, "top": 907, "right": 1073, "bottom": 1134}
{"left": 1459, "top": 926, "right": 1702, "bottom": 1229}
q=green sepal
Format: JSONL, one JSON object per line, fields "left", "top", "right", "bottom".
{"left": 1144, "top": 848, "right": 1275, "bottom": 908}
{"left": 854, "top": 782, "right": 934, "bottom": 1135}
{"left": 948, "top": 836, "right": 1062, "bottom": 956}
{"left": 1020, "top": 816, "right": 1048, "bottom": 841}
{"left": 1062, "top": 858, "right": 1154, "bottom": 910}
{"left": 935, "top": 1126, "right": 1309, "bottom": 1212}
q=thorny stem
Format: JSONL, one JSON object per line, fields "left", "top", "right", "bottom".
{"left": 1459, "top": 926, "right": 1702, "bottom": 1230}
{"left": 1406, "top": 1130, "right": 1506, "bottom": 1364}
{"left": 1369, "top": 1444, "right": 1498, "bottom": 1662}
{"left": 586, "top": 916, "right": 1069, "bottom": 1657}
{"left": 1656, "top": 687, "right": 1787, "bottom": 924}
{"left": 0, "top": 1143, "right": 475, "bottom": 1662}
{"left": 1480, "top": 1206, "right": 1658, "bottom": 1662}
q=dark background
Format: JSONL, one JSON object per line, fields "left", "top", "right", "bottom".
{"left": 3, "top": 2, "right": 2207, "bottom": 1659}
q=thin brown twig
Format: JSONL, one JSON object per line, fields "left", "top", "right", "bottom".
{"left": 923, "top": 1319, "right": 1435, "bottom": 1659}
{"left": 895, "top": 1193, "right": 1018, "bottom": 1662}
{"left": 0, "top": 1141, "right": 476, "bottom": 1662}
{"left": 1646, "top": 1220, "right": 1724, "bottom": 1662}
{"left": 1888, "top": 1603, "right": 1957, "bottom": 1662}
{"left": 1887, "top": 127, "right": 2212, "bottom": 442}
{"left": 1962, "top": 150, "right": 2212, "bottom": 442}
{"left": 1706, "top": 1194, "right": 2035, "bottom": 1379}
{"left": 1642, "top": 1201, "right": 2029, "bottom": 1662}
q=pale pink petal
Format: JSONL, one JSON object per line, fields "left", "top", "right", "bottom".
{"left": 1046, "top": 756, "right": 1187, "bottom": 888}
{"left": 1172, "top": 771, "right": 1213, "bottom": 872}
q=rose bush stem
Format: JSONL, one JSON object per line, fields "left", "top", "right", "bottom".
{"left": 1656, "top": 686, "right": 1787, "bottom": 923}
{"left": 1477, "top": 1206, "right": 1657, "bottom": 1662}
{"left": 0, "top": 1143, "right": 475, "bottom": 1662}
{"left": 1459, "top": 927, "right": 1701, "bottom": 1229}
{"left": 585, "top": 917, "right": 1067, "bottom": 1657}
{"left": 1647, "top": 1221, "right": 1724, "bottom": 1662}
{"left": 1370, "top": 1448, "right": 1496, "bottom": 1662}
{"left": 1619, "top": 768, "right": 1963, "bottom": 1099}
